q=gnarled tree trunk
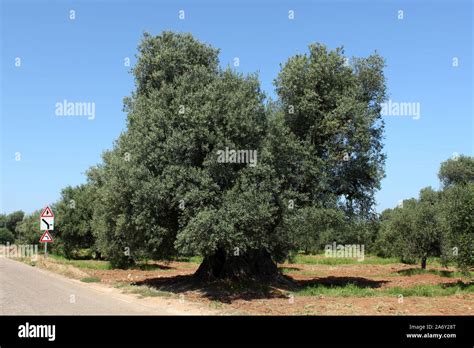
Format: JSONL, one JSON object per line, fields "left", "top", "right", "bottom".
{"left": 195, "top": 248, "right": 280, "bottom": 282}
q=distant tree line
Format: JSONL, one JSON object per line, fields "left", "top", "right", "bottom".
{"left": 374, "top": 155, "right": 473, "bottom": 274}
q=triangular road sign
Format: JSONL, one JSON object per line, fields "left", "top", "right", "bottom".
{"left": 39, "top": 230, "right": 53, "bottom": 243}
{"left": 40, "top": 206, "right": 54, "bottom": 218}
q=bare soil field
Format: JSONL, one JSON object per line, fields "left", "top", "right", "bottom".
{"left": 21, "top": 255, "right": 474, "bottom": 315}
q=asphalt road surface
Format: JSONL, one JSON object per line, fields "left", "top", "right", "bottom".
{"left": 0, "top": 257, "right": 176, "bottom": 315}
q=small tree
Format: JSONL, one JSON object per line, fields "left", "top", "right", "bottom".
{"left": 380, "top": 189, "right": 442, "bottom": 269}
{"left": 441, "top": 182, "right": 474, "bottom": 274}
{"left": 54, "top": 184, "right": 96, "bottom": 258}
{"left": 412, "top": 187, "right": 443, "bottom": 269}
{"left": 379, "top": 199, "right": 417, "bottom": 264}
{"left": 15, "top": 211, "right": 41, "bottom": 245}
{"left": 0, "top": 228, "right": 15, "bottom": 244}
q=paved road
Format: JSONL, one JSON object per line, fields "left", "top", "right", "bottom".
{"left": 0, "top": 257, "right": 176, "bottom": 315}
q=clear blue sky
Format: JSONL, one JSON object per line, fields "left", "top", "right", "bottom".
{"left": 1, "top": 0, "right": 472, "bottom": 215}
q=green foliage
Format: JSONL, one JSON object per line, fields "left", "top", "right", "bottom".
{"left": 376, "top": 155, "right": 474, "bottom": 274}
{"left": 54, "top": 184, "right": 96, "bottom": 258}
{"left": 441, "top": 182, "right": 474, "bottom": 274}
{"left": 277, "top": 207, "right": 345, "bottom": 254}
{"left": 274, "top": 44, "right": 386, "bottom": 216}
{"left": 0, "top": 227, "right": 15, "bottom": 244}
{"left": 413, "top": 187, "right": 443, "bottom": 265}
{"left": 376, "top": 189, "right": 443, "bottom": 268}
{"left": 15, "top": 210, "right": 41, "bottom": 245}
{"left": 5, "top": 211, "right": 25, "bottom": 236}
{"left": 0, "top": 211, "right": 25, "bottom": 241}
{"left": 438, "top": 155, "right": 474, "bottom": 188}
{"left": 87, "top": 32, "right": 387, "bottom": 270}
{"left": 90, "top": 31, "right": 269, "bottom": 267}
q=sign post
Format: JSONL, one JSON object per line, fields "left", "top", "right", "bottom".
{"left": 39, "top": 230, "right": 54, "bottom": 258}
{"left": 39, "top": 206, "right": 54, "bottom": 258}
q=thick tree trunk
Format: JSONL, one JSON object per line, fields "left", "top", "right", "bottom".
{"left": 421, "top": 257, "right": 427, "bottom": 269}
{"left": 195, "top": 248, "right": 280, "bottom": 282}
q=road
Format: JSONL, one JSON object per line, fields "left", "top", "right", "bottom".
{"left": 0, "top": 257, "right": 178, "bottom": 315}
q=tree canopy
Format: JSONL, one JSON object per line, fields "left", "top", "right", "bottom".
{"left": 85, "top": 32, "right": 387, "bottom": 280}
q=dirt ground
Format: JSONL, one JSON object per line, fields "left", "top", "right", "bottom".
{"left": 29, "top": 256, "right": 473, "bottom": 316}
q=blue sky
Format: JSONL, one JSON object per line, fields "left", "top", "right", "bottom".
{"left": 1, "top": 0, "right": 472, "bottom": 215}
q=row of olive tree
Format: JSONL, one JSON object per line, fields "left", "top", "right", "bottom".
{"left": 374, "top": 155, "right": 473, "bottom": 273}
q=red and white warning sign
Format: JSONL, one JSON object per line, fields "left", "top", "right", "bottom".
{"left": 40, "top": 206, "right": 54, "bottom": 231}
{"left": 39, "top": 230, "right": 54, "bottom": 243}
{"left": 40, "top": 206, "right": 54, "bottom": 218}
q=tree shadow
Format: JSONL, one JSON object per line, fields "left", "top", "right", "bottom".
{"left": 132, "top": 263, "right": 174, "bottom": 271}
{"left": 287, "top": 276, "right": 389, "bottom": 290}
{"left": 133, "top": 274, "right": 389, "bottom": 303}
{"left": 441, "top": 280, "right": 474, "bottom": 289}
{"left": 397, "top": 268, "right": 455, "bottom": 278}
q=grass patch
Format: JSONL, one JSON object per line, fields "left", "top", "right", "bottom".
{"left": 296, "top": 283, "right": 379, "bottom": 297}
{"left": 80, "top": 277, "right": 101, "bottom": 283}
{"left": 291, "top": 254, "right": 399, "bottom": 266}
{"left": 173, "top": 255, "right": 203, "bottom": 263}
{"left": 209, "top": 300, "right": 223, "bottom": 309}
{"left": 295, "top": 282, "right": 474, "bottom": 297}
{"left": 385, "top": 283, "right": 474, "bottom": 297}
{"left": 49, "top": 254, "right": 111, "bottom": 270}
{"left": 114, "top": 282, "right": 171, "bottom": 298}
{"left": 280, "top": 267, "right": 325, "bottom": 277}
{"left": 397, "top": 268, "right": 473, "bottom": 278}
{"left": 280, "top": 267, "right": 299, "bottom": 273}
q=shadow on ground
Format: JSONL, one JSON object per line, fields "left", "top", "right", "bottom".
{"left": 133, "top": 274, "right": 389, "bottom": 303}
{"left": 133, "top": 263, "right": 174, "bottom": 271}
{"left": 397, "top": 268, "right": 455, "bottom": 277}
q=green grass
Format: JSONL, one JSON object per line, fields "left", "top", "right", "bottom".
{"left": 114, "top": 283, "right": 171, "bottom": 298}
{"left": 80, "top": 277, "right": 101, "bottom": 283}
{"left": 209, "top": 300, "right": 223, "bottom": 309}
{"left": 296, "top": 283, "right": 379, "bottom": 297}
{"left": 280, "top": 267, "right": 326, "bottom": 277}
{"left": 173, "top": 255, "right": 203, "bottom": 263}
{"left": 396, "top": 268, "right": 473, "bottom": 278}
{"left": 280, "top": 267, "right": 299, "bottom": 273}
{"left": 295, "top": 282, "right": 474, "bottom": 297}
{"left": 385, "top": 283, "right": 474, "bottom": 297}
{"left": 291, "top": 254, "right": 400, "bottom": 266}
{"left": 49, "top": 254, "right": 111, "bottom": 270}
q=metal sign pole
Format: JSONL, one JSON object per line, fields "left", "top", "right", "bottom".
{"left": 44, "top": 234, "right": 48, "bottom": 259}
